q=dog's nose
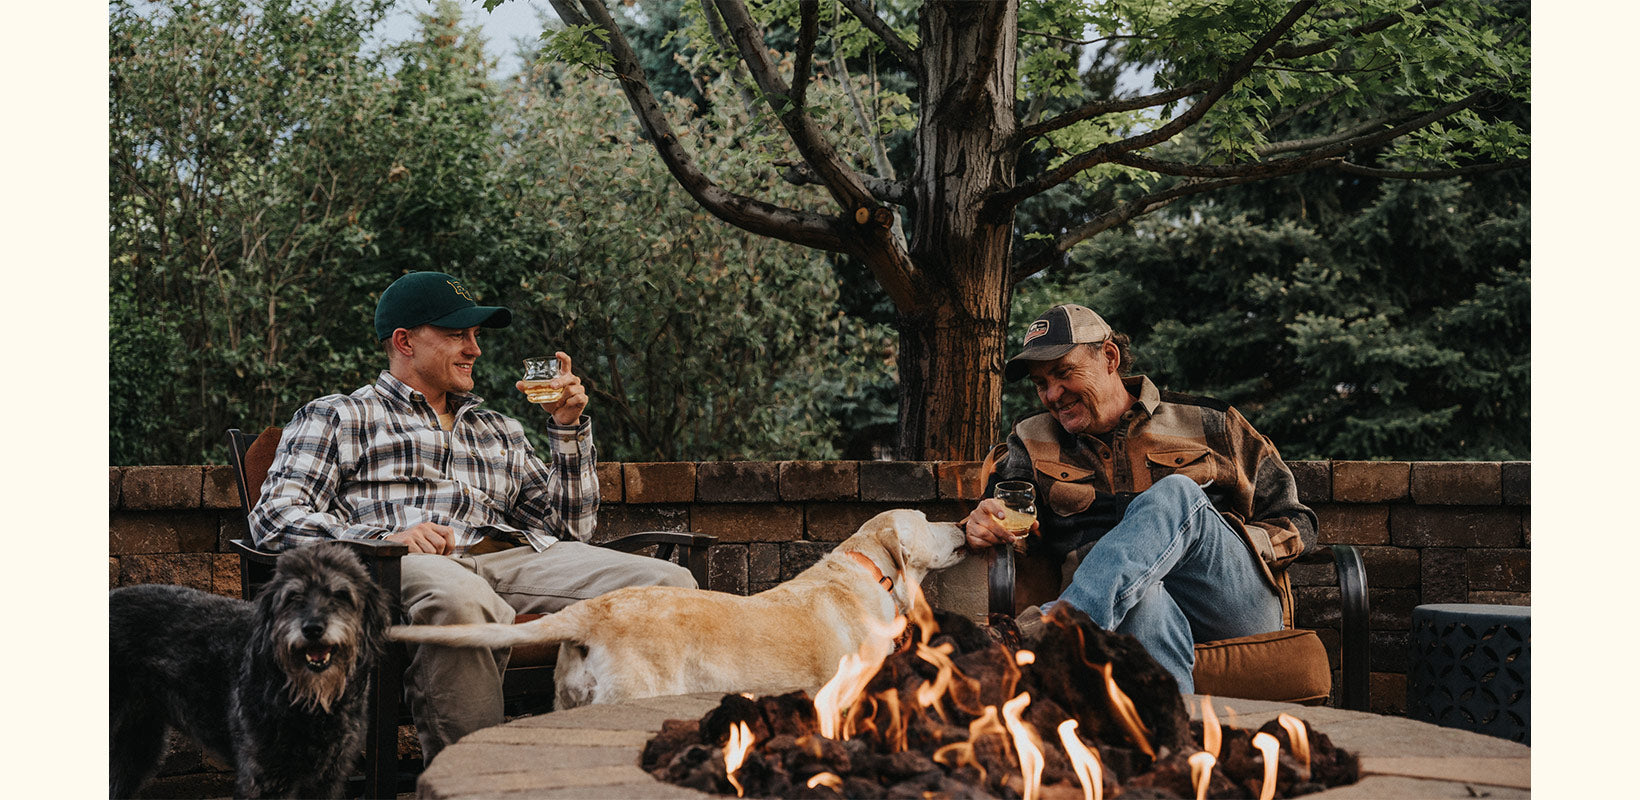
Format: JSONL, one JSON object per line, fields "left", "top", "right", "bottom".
{"left": 302, "top": 622, "right": 325, "bottom": 640}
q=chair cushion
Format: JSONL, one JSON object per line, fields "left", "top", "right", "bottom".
{"left": 1192, "top": 629, "right": 1331, "bottom": 705}
{"left": 243, "top": 426, "right": 285, "bottom": 508}
{"left": 509, "top": 613, "right": 560, "bottom": 667}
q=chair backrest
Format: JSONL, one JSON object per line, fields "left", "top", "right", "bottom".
{"left": 226, "top": 426, "right": 284, "bottom": 520}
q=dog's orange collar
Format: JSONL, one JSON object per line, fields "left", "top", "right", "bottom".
{"left": 845, "top": 550, "right": 894, "bottom": 593}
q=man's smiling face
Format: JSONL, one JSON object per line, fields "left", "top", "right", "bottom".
{"left": 402, "top": 324, "right": 482, "bottom": 398}
{"left": 1026, "top": 342, "right": 1125, "bottom": 436}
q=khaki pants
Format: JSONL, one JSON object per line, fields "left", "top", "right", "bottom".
{"left": 397, "top": 542, "right": 696, "bottom": 761}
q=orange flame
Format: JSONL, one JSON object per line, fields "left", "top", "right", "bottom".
{"left": 1099, "top": 662, "right": 1155, "bottom": 759}
{"left": 877, "top": 690, "right": 905, "bottom": 753}
{"left": 1200, "top": 695, "right": 1222, "bottom": 758}
{"left": 815, "top": 612, "right": 905, "bottom": 741}
{"left": 906, "top": 573, "right": 937, "bottom": 648}
{"left": 1189, "top": 751, "right": 1216, "bottom": 800}
{"left": 1056, "top": 719, "right": 1103, "bottom": 800}
{"left": 806, "top": 772, "right": 843, "bottom": 791}
{"left": 724, "top": 721, "right": 754, "bottom": 797}
{"left": 1015, "top": 649, "right": 1036, "bottom": 666}
{"left": 1277, "top": 712, "right": 1311, "bottom": 777}
{"left": 815, "top": 652, "right": 875, "bottom": 740}
{"left": 1002, "top": 693, "right": 1045, "bottom": 800}
{"left": 1253, "top": 731, "right": 1280, "bottom": 800}
{"left": 915, "top": 642, "right": 958, "bottom": 721}
{"left": 932, "top": 705, "right": 1005, "bottom": 783}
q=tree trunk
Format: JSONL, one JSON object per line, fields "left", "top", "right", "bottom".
{"left": 896, "top": 1, "right": 1019, "bottom": 461}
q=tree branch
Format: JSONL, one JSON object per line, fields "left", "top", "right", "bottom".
{"left": 1333, "top": 157, "right": 1529, "bottom": 179}
{"left": 1018, "top": 80, "right": 1213, "bottom": 143}
{"left": 1255, "top": 111, "right": 1410, "bottom": 157}
{"left": 709, "top": 0, "right": 873, "bottom": 213}
{"left": 542, "top": 0, "right": 848, "bottom": 253}
{"left": 775, "top": 160, "right": 912, "bottom": 206}
{"left": 1015, "top": 168, "right": 1324, "bottom": 282}
{"left": 1269, "top": 0, "right": 1446, "bottom": 60}
{"left": 828, "top": 44, "right": 897, "bottom": 183}
{"left": 837, "top": 0, "right": 919, "bottom": 72}
{"left": 1019, "top": 29, "right": 1154, "bottom": 47}
{"left": 791, "top": 0, "right": 819, "bottom": 104}
{"left": 1017, "top": 89, "right": 1515, "bottom": 280}
{"left": 1104, "top": 88, "right": 1498, "bottom": 179}
{"left": 708, "top": 0, "right": 921, "bottom": 309}
{"left": 701, "top": 0, "right": 764, "bottom": 118}
{"left": 995, "top": 0, "right": 1319, "bottom": 212}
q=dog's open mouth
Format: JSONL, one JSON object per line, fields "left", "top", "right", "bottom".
{"left": 302, "top": 645, "right": 335, "bottom": 671}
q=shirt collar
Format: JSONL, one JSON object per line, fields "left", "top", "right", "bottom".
{"left": 373, "top": 371, "right": 484, "bottom": 414}
{"left": 1125, "top": 375, "right": 1161, "bottom": 417}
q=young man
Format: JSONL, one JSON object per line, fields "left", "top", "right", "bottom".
{"left": 965, "top": 304, "right": 1316, "bottom": 692}
{"left": 249, "top": 271, "right": 694, "bottom": 761}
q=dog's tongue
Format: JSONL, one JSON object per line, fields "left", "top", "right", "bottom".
{"left": 306, "top": 646, "right": 334, "bottom": 667}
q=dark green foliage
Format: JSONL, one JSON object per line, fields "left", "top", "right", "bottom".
{"left": 1010, "top": 169, "right": 1528, "bottom": 460}
{"left": 110, "top": 0, "right": 891, "bottom": 465}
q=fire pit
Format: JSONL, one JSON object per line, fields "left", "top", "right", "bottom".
{"left": 416, "top": 611, "right": 1529, "bottom": 799}
{"left": 641, "top": 609, "right": 1357, "bottom": 799}
{"left": 416, "top": 693, "right": 1527, "bottom": 799}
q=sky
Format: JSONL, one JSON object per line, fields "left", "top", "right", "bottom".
{"left": 379, "top": 0, "right": 560, "bottom": 76}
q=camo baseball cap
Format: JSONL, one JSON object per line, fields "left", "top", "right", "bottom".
{"left": 1003, "top": 304, "right": 1113, "bottom": 381}
{"left": 374, "top": 271, "right": 512, "bottom": 340}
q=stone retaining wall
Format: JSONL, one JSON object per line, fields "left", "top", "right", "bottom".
{"left": 108, "top": 460, "right": 1529, "bottom": 716}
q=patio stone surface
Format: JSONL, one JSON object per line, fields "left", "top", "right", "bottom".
{"left": 418, "top": 693, "right": 1531, "bottom": 799}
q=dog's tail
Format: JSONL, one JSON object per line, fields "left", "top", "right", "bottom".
{"left": 387, "top": 606, "right": 585, "bottom": 650}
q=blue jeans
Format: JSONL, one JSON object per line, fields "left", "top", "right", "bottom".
{"left": 1054, "top": 474, "right": 1282, "bottom": 693}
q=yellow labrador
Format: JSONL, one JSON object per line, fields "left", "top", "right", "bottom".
{"left": 388, "top": 509, "right": 967, "bottom": 708}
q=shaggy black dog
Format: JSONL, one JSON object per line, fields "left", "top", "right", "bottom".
{"left": 109, "top": 542, "right": 390, "bottom": 799}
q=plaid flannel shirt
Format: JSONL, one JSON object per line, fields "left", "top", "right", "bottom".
{"left": 248, "top": 371, "right": 599, "bottom": 554}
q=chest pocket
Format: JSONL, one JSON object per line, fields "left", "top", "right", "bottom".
{"left": 1036, "top": 460, "right": 1100, "bottom": 517}
{"left": 461, "top": 427, "right": 517, "bottom": 501}
{"left": 1145, "top": 447, "right": 1215, "bottom": 485}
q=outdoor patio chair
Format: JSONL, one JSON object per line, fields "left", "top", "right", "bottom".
{"left": 968, "top": 464, "right": 1370, "bottom": 711}
{"left": 224, "top": 427, "right": 716, "bottom": 799}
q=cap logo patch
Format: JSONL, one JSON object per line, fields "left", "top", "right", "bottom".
{"left": 1023, "top": 319, "right": 1050, "bottom": 346}
{"left": 446, "top": 280, "right": 475, "bottom": 302}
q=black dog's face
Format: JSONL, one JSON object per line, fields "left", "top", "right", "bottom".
{"left": 259, "top": 543, "right": 388, "bottom": 713}
{"left": 272, "top": 571, "right": 366, "bottom": 673}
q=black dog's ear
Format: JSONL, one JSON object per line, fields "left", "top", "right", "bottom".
{"left": 315, "top": 541, "right": 393, "bottom": 659}
{"left": 357, "top": 574, "right": 393, "bottom": 659}
{"left": 248, "top": 577, "right": 284, "bottom": 656}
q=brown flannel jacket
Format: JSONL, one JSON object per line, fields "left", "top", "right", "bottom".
{"left": 983, "top": 375, "right": 1317, "bottom": 625}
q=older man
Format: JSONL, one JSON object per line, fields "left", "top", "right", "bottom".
{"left": 249, "top": 271, "right": 695, "bottom": 761}
{"left": 964, "top": 304, "right": 1316, "bottom": 692}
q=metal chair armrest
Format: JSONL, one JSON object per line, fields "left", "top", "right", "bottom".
{"left": 1323, "top": 544, "right": 1371, "bottom": 710}
{"left": 1294, "top": 544, "right": 1371, "bottom": 710}
{"left": 987, "top": 544, "right": 1016, "bottom": 617}
{"left": 598, "top": 531, "right": 719, "bottom": 589}
{"left": 598, "top": 531, "right": 718, "bottom": 551}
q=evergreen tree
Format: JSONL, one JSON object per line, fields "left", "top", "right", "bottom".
{"left": 1011, "top": 167, "right": 1528, "bottom": 460}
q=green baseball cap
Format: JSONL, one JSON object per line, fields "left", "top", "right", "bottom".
{"left": 374, "top": 271, "right": 512, "bottom": 340}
